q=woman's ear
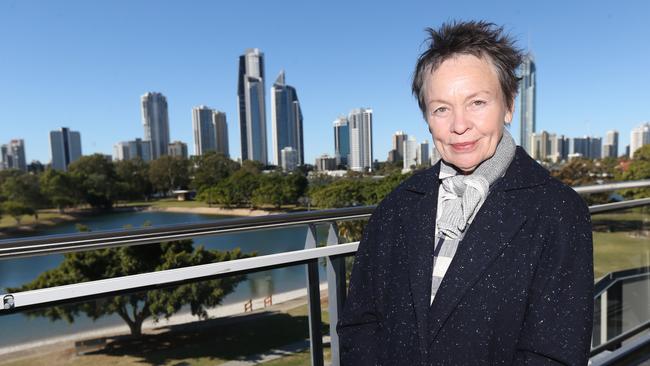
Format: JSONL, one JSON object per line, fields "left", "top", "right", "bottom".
{"left": 505, "top": 100, "right": 515, "bottom": 124}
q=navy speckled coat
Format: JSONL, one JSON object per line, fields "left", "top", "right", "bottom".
{"left": 337, "top": 147, "right": 594, "bottom": 365}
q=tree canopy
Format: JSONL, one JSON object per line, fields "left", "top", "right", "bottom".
{"left": 8, "top": 239, "right": 251, "bottom": 336}
{"left": 619, "top": 144, "right": 650, "bottom": 198}
{"left": 149, "top": 156, "right": 190, "bottom": 195}
{"left": 68, "top": 154, "right": 120, "bottom": 209}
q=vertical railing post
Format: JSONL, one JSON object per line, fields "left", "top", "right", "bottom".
{"left": 305, "top": 224, "right": 324, "bottom": 366}
{"left": 326, "top": 222, "right": 346, "bottom": 366}
{"left": 600, "top": 290, "right": 608, "bottom": 345}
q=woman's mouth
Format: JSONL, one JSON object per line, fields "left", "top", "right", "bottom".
{"left": 450, "top": 140, "right": 477, "bottom": 152}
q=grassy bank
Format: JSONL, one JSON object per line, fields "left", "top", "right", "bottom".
{"left": 0, "top": 210, "right": 77, "bottom": 230}
{"left": 592, "top": 207, "right": 650, "bottom": 278}
{"left": 0, "top": 199, "right": 299, "bottom": 235}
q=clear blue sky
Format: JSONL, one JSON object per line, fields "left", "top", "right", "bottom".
{"left": 1, "top": 0, "right": 648, "bottom": 165}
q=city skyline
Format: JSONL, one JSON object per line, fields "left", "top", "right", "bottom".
{"left": 1, "top": 1, "right": 649, "bottom": 166}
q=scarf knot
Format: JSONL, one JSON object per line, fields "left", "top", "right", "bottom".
{"left": 437, "top": 129, "right": 516, "bottom": 239}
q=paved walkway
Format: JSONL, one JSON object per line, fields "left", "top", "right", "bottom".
{"left": 219, "top": 336, "right": 331, "bottom": 366}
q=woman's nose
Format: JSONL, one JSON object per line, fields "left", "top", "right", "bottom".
{"left": 450, "top": 110, "right": 470, "bottom": 134}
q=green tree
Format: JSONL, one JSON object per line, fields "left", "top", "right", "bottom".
{"left": 309, "top": 179, "right": 365, "bottom": 208}
{"left": 1, "top": 172, "right": 44, "bottom": 218}
{"left": 149, "top": 156, "right": 190, "bottom": 196}
{"left": 191, "top": 152, "right": 239, "bottom": 192}
{"left": 2, "top": 201, "right": 35, "bottom": 224}
{"left": 241, "top": 160, "right": 264, "bottom": 174}
{"left": 40, "top": 169, "right": 78, "bottom": 212}
{"left": 552, "top": 158, "right": 595, "bottom": 187}
{"left": 619, "top": 145, "right": 650, "bottom": 198}
{"left": 282, "top": 173, "right": 308, "bottom": 205}
{"left": 68, "top": 154, "right": 119, "bottom": 209}
{"left": 0, "top": 169, "right": 24, "bottom": 192}
{"left": 365, "top": 172, "right": 410, "bottom": 204}
{"left": 8, "top": 240, "right": 251, "bottom": 336}
{"left": 199, "top": 170, "right": 261, "bottom": 207}
{"left": 251, "top": 173, "right": 286, "bottom": 208}
{"left": 115, "top": 158, "right": 153, "bottom": 202}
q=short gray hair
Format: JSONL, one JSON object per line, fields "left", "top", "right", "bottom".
{"left": 412, "top": 20, "right": 523, "bottom": 117}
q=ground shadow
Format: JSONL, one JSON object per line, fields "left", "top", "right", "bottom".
{"left": 87, "top": 309, "right": 329, "bottom": 365}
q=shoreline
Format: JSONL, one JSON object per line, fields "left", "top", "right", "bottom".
{"left": 0, "top": 204, "right": 284, "bottom": 238}
{"left": 0, "top": 283, "right": 328, "bottom": 358}
{"left": 149, "top": 205, "right": 277, "bottom": 217}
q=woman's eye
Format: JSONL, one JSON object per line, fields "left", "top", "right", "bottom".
{"left": 472, "top": 100, "right": 486, "bottom": 107}
{"left": 433, "top": 107, "right": 448, "bottom": 114}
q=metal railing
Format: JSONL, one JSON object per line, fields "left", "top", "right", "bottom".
{"left": 1, "top": 180, "right": 650, "bottom": 365}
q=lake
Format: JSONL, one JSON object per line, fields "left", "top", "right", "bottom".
{"left": 0, "top": 210, "right": 331, "bottom": 349}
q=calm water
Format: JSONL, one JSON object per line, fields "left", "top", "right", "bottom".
{"left": 0, "top": 210, "right": 328, "bottom": 348}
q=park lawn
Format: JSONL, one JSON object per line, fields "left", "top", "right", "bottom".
{"left": 593, "top": 231, "right": 650, "bottom": 278}
{"left": 0, "top": 303, "right": 331, "bottom": 366}
{"left": 591, "top": 207, "right": 650, "bottom": 278}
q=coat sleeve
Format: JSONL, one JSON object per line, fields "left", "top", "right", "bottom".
{"left": 513, "top": 193, "right": 594, "bottom": 365}
{"left": 336, "top": 206, "right": 385, "bottom": 365}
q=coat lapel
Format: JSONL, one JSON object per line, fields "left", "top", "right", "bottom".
{"left": 426, "top": 148, "right": 547, "bottom": 345}
{"left": 427, "top": 188, "right": 527, "bottom": 344}
{"left": 402, "top": 163, "right": 440, "bottom": 360}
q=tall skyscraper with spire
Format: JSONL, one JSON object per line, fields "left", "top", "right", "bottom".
{"left": 519, "top": 54, "right": 536, "bottom": 153}
{"left": 238, "top": 48, "right": 267, "bottom": 165}
{"left": 271, "top": 70, "right": 303, "bottom": 166}
{"left": 141, "top": 92, "right": 170, "bottom": 160}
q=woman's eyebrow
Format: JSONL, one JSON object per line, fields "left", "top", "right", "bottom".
{"left": 428, "top": 90, "right": 492, "bottom": 105}
{"left": 464, "top": 90, "right": 492, "bottom": 100}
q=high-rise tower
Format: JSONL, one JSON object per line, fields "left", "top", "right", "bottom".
{"left": 392, "top": 131, "right": 408, "bottom": 162}
{"left": 50, "top": 127, "right": 82, "bottom": 171}
{"left": 238, "top": 48, "right": 267, "bottom": 164}
{"left": 271, "top": 70, "right": 304, "bottom": 166}
{"left": 193, "top": 105, "right": 217, "bottom": 156}
{"left": 348, "top": 108, "right": 373, "bottom": 172}
{"left": 0, "top": 139, "right": 27, "bottom": 171}
{"left": 519, "top": 54, "right": 536, "bottom": 153}
{"left": 213, "top": 111, "right": 229, "bottom": 157}
{"left": 603, "top": 130, "right": 619, "bottom": 158}
{"left": 333, "top": 117, "right": 350, "bottom": 167}
{"left": 141, "top": 92, "right": 170, "bottom": 160}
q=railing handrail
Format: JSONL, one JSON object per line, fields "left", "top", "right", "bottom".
{"left": 1, "top": 179, "right": 650, "bottom": 260}
{"left": 572, "top": 179, "right": 650, "bottom": 194}
{"left": 0, "top": 206, "right": 374, "bottom": 260}
{"left": 594, "top": 266, "right": 650, "bottom": 297}
{"left": 0, "top": 241, "right": 359, "bottom": 312}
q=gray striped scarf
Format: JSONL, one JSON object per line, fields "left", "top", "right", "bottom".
{"left": 437, "top": 129, "right": 516, "bottom": 239}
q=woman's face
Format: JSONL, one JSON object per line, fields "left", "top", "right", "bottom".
{"left": 424, "top": 54, "right": 513, "bottom": 173}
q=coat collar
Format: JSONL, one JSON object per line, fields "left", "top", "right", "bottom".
{"left": 402, "top": 147, "right": 549, "bottom": 195}
{"left": 401, "top": 147, "right": 550, "bottom": 354}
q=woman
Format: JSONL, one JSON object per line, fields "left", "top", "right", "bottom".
{"left": 337, "top": 21, "right": 593, "bottom": 365}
